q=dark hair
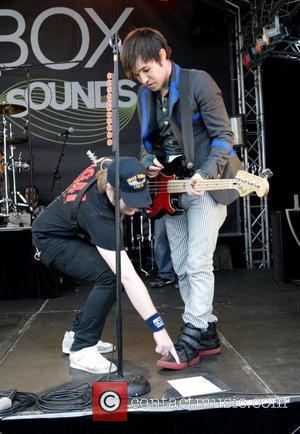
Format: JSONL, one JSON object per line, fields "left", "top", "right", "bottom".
{"left": 24, "top": 185, "right": 39, "bottom": 195}
{"left": 121, "top": 27, "right": 172, "bottom": 79}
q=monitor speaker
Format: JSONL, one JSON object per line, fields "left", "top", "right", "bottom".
{"left": 271, "top": 210, "right": 300, "bottom": 284}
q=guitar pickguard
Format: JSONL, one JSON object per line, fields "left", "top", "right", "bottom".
{"left": 146, "top": 172, "right": 183, "bottom": 219}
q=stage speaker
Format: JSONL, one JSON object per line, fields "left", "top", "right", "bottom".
{"left": 0, "top": 227, "right": 61, "bottom": 299}
{"left": 0, "top": 228, "right": 36, "bottom": 299}
{"left": 271, "top": 210, "right": 300, "bottom": 284}
{"left": 219, "top": 199, "right": 242, "bottom": 237}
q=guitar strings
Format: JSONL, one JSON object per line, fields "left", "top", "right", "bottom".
{"left": 147, "top": 183, "right": 233, "bottom": 188}
{"left": 147, "top": 181, "right": 234, "bottom": 185}
{"left": 147, "top": 181, "right": 234, "bottom": 192}
{"left": 147, "top": 187, "right": 234, "bottom": 193}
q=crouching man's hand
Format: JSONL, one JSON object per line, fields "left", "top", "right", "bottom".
{"left": 153, "top": 329, "right": 180, "bottom": 363}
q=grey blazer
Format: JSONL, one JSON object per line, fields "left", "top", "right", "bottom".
{"left": 137, "top": 62, "right": 243, "bottom": 205}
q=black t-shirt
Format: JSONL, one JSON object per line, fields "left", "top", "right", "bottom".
{"left": 32, "top": 165, "right": 124, "bottom": 254}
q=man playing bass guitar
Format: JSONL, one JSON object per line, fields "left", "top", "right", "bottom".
{"left": 121, "top": 27, "right": 243, "bottom": 370}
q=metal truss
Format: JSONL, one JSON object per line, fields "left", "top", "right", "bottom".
{"left": 240, "top": 1, "right": 299, "bottom": 268}
{"left": 226, "top": 0, "right": 299, "bottom": 268}
{"left": 242, "top": 65, "right": 271, "bottom": 268}
{"left": 227, "top": 1, "right": 270, "bottom": 268}
{"left": 262, "top": 36, "right": 300, "bottom": 61}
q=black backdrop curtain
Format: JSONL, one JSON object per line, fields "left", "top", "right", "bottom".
{"left": 0, "top": 0, "right": 232, "bottom": 203}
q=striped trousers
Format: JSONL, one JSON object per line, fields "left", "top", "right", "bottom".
{"left": 165, "top": 192, "right": 227, "bottom": 330}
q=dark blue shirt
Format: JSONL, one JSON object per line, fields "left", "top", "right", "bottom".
{"left": 155, "top": 91, "right": 183, "bottom": 161}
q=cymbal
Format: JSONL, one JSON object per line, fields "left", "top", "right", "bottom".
{"left": 0, "top": 137, "right": 28, "bottom": 145}
{"left": 0, "top": 103, "right": 26, "bottom": 116}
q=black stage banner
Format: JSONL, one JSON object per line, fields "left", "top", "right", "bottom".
{"left": 0, "top": 0, "right": 232, "bottom": 203}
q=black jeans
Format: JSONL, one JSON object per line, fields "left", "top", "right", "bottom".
{"left": 36, "top": 238, "right": 116, "bottom": 351}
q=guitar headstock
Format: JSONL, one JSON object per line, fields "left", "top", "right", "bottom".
{"left": 86, "top": 150, "right": 98, "bottom": 165}
{"left": 234, "top": 170, "right": 269, "bottom": 197}
{"left": 86, "top": 150, "right": 113, "bottom": 170}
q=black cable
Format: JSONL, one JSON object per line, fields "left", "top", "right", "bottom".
{"left": 1, "top": 385, "right": 299, "bottom": 417}
{"left": 35, "top": 383, "right": 92, "bottom": 413}
{"left": 0, "top": 390, "right": 38, "bottom": 418}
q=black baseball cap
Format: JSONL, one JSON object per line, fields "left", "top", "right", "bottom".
{"left": 107, "top": 157, "right": 152, "bottom": 208}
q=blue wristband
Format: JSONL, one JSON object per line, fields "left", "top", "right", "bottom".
{"left": 146, "top": 312, "right": 165, "bottom": 333}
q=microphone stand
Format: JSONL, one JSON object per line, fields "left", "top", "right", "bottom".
{"left": 26, "top": 65, "right": 34, "bottom": 192}
{"left": 50, "top": 133, "right": 70, "bottom": 195}
{"left": 105, "top": 34, "right": 150, "bottom": 397}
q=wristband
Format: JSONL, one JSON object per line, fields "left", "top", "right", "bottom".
{"left": 146, "top": 312, "right": 165, "bottom": 333}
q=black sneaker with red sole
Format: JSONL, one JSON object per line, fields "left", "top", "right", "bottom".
{"left": 198, "top": 321, "right": 221, "bottom": 356}
{"left": 157, "top": 322, "right": 220, "bottom": 370}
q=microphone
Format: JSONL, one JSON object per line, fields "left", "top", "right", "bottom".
{"left": 0, "top": 397, "right": 12, "bottom": 411}
{"left": 58, "top": 127, "right": 74, "bottom": 136}
{"left": 0, "top": 389, "right": 16, "bottom": 411}
{"left": 109, "top": 34, "right": 122, "bottom": 49}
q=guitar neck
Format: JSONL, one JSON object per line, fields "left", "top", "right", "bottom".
{"left": 167, "top": 179, "right": 235, "bottom": 193}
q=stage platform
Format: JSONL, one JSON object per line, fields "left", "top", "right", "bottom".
{"left": 0, "top": 269, "right": 300, "bottom": 432}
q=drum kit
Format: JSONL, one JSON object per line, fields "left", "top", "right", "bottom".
{"left": 123, "top": 211, "right": 155, "bottom": 276}
{"left": 0, "top": 102, "right": 30, "bottom": 220}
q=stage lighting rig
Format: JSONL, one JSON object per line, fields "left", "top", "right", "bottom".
{"left": 243, "top": 15, "right": 289, "bottom": 66}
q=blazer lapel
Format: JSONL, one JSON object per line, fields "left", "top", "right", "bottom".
{"left": 140, "top": 87, "right": 158, "bottom": 151}
{"left": 140, "top": 63, "right": 181, "bottom": 151}
{"left": 168, "top": 63, "right": 181, "bottom": 117}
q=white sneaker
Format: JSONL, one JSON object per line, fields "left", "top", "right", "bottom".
{"left": 69, "top": 345, "right": 117, "bottom": 374}
{"left": 62, "top": 331, "right": 115, "bottom": 355}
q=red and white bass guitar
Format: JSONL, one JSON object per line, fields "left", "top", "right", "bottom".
{"left": 146, "top": 170, "right": 269, "bottom": 219}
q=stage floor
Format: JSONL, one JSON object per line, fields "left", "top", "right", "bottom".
{"left": 0, "top": 269, "right": 300, "bottom": 422}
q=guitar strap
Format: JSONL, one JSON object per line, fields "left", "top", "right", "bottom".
{"left": 70, "top": 176, "right": 97, "bottom": 225}
{"left": 179, "top": 70, "right": 195, "bottom": 169}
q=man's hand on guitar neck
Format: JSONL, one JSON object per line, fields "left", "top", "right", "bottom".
{"left": 146, "top": 157, "right": 164, "bottom": 178}
{"left": 185, "top": 172, "right": 205, "bottom": 196}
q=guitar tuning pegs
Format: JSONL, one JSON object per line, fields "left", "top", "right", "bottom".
{"left": 260, "top": 168, "right": 273, "bottom": 179}
{"left": 250, "top": 164, "right": 257, "bottom": 174}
